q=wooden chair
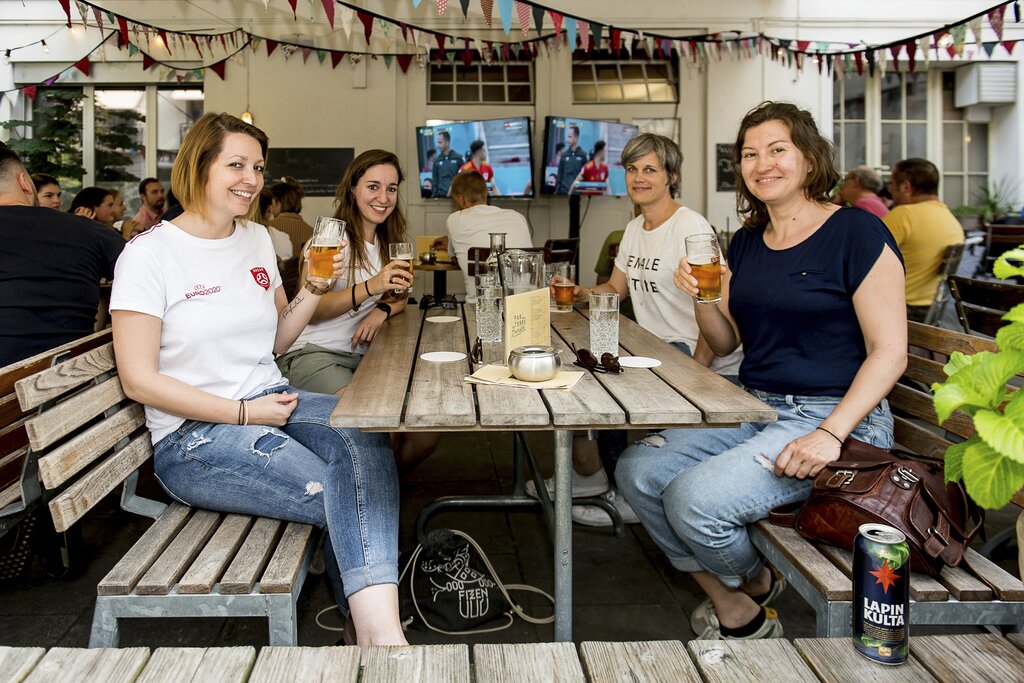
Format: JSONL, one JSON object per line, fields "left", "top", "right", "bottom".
{"left": 278, "top": 256, "right": 301, "bottom": 299}
{"left": 922, "top": 243, "right": 965, "bottom": 326}
{"left": 948, "top": 274, "right": 1024, "bottom": 337}
{"left": 543, "top": 238, "right": 580, "bottom": 265}
{"left": 981, "top": 220, "right": 1024, "bottom": 275}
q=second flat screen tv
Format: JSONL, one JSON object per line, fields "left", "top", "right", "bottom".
{"left": 541, "top": 116, "right": 639, "bottom": 196}
{"left": 416, "top": 117, "right": 533, "bottom": 198}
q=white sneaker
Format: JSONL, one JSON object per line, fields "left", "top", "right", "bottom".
{"left": 697, "top": 606, "right": 784, "bottom": 640}
{"left": 525, "top": 467, "right": 609, "bottom": 499}
{"left": 571, "top": 489, "right": 640, "bottom": 526}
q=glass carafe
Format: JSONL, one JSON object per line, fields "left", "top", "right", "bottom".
{"left": 484, "top": 232, "right": 506, "bottom": 282}
{"left": 499, "top": 249, "right": 544, "bottom": 296}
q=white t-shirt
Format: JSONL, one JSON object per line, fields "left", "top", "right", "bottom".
{"left": 110, "top": 220, "right": 285, "bottom": 443}
{"left": 265, "top": 224, "right": 293, "bottom": 260}
{"left": 614, "top": 207, "right": 742, "bottom": 375}
{"left": 288, "top": 240, "right": 382, "bottom": 355}
{"left": 446, "top": 204, "right": 533, "bottom": 297}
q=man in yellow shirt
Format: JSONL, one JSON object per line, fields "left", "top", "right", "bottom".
{"left": 883, "top": 158, "right": 964, "bottom": 322}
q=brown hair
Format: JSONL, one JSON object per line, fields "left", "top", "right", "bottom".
{"left": 331, "top": 149, "right": 407, "bottom": 282}
{"left": 733, "top": 101, "right": 839, "bottom": 229}
{"left": 450, "top": 169, "right": 488, "bottom": 204}
{"left": 269, "top": 180, "right": 304, "bottom": 213}
{"left": 171, "top": 112, "right": 269, "bottom": 223}
{"left": 891, "top": 158, "right": 939, "bottom": 196}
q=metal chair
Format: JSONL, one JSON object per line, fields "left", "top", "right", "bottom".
{"left": 948, "top": 274, "right": 1024, "bottom": 337}
{"left": 979, "top": 220, "right": 1024, "bottom": 276}
{"left": 543, "top": 238, "right": 580, "bottom": 265}
{"left": 922, "top": 243, "right": 965, "bottom": 326}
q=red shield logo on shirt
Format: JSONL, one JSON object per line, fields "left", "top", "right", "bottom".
{"left": 250, "top": 267, "right": 271, "bottom": 290}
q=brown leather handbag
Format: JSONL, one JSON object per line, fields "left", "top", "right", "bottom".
{"left": 768, "top": 439, "right": 983, "bottom": 576}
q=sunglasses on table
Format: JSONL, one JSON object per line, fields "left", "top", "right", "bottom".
{"left": 570, "top": 343, "right": 622, "bottom": 374}
{"left": 471, "top": 337, "right": 484, "bottom": 364}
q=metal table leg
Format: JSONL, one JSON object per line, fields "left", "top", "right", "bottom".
{"left": 553, "top": 428, "right": 573, "bottom": 642}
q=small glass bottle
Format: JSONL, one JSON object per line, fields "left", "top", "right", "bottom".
{"left": 484, "top": 232, "right": 506, "bottom": 281}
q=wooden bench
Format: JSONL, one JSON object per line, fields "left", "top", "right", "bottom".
{"left": 10, "top": 337, "right": 316, "bottom": 648}
{"left": 751, "top": 321, "right": 1024, "bottom": 636}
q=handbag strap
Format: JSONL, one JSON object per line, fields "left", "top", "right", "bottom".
{"left": 767, "top": 500, "right": 802, "bottom": 528}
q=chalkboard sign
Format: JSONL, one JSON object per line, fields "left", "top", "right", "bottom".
{"left": 266, "top": 148, "right": 354, "bottom": 197}
{"left": 716, "top": 143, "right": 736, "bottom": 193}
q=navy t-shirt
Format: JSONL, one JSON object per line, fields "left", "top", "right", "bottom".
{"left": 728, "top": 208, "right": 902, "bottom": 396}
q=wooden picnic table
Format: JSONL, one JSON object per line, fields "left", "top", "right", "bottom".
{"left": 4, "top": 634, "right": 1023, "bottom": 682}
{"left": 329, "top": 303, "right": 776, "bottom": 642}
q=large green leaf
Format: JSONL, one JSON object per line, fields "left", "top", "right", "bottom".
{"left": 1003, "top": 303, "right": 1024, "bottom": 325}
{"left": 996, "top": 322, "right": 1024, "bottom": 352}
{"left": 932, "top": 383, "right": 987, "bottom": 423}
{"left": 932, "top": 351, "right": 1024, "bottom": 423}
{"left": 941, "top": 351, "right": 979, "bottom": 378}
{"left": 962, "top": 441, "right": 1024, "bottom": 509}
{"left": 944, "top": 439, "right": 972, "bottom": 483}
{"left": 974, "top": 409, "right": 1024, "bottom": 464}
{"left": 993, "top": 248, "right": 1024, "bottom": 280}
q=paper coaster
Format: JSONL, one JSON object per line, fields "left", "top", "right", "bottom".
{"left": 420, "top": 351, "right": 467, "bottom": 362}
{"left": 618, "top": 356, "right": 662, "bottom": 369}
{"left": 425, "top": 316, "right": 461, "bottom": 323}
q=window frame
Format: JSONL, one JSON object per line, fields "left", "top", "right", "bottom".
{"left": 571, "top": 56, "right": 679, "bottom": 104}
{"left": 427, "top": 60, "right": 534, "bottom": 104}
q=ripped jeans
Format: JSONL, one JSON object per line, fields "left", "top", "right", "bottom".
{"left": 616, "top": 389, "right": 893, "bottom": 588}
{"left": 153, "top": 385, "right": 399, "bottom": 610}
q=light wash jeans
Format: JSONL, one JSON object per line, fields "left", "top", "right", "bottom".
{"left": 616, "top": 389, "right": 893, "bottom": 588}
{"left": 153, "top": 385, "right": 399, "bottom": 611}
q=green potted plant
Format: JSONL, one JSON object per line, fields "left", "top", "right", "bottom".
{"left": 932, "top": 248, "right": 1024, "bottom": 509}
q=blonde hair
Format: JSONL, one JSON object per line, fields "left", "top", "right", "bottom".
{"left": 171, "top": 113, "right": 269, "bottom": 223}
{"left": 450, "top": 170, "right": 488, "bottom": 204}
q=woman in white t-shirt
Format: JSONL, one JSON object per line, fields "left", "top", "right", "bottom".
{"left": 110, "top": 114, "right": 411, "bottom": 656}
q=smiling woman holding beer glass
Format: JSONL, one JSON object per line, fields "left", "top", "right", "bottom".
{"left": 615, "top": 101, "right": 906, "bottom": 640}
{"left": 109, "top": 114, "right": 407, "bottom": 655}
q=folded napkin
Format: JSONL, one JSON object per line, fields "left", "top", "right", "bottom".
{"left": 465, "top": 364, "right": 584, "bottom": 390}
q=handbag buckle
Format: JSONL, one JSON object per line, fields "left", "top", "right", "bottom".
{"left": 890, "top": 465, "right": 920, "bottom": 490}
{"left": 826, "top": 469, "right": 855, "bottom": 488}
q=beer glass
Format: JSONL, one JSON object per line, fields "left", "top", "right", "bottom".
{"left": 388, "top": 242, "right": 414, "bottom": 296}
{"left": 685, "top": 233, "right": 723, "bottom": 304}
{"left": 308, "top": 217, "right": 346, "bottom": 287}
{"left": 549, "top": 263, "right": 576, "bottom": 313}
{"left": 589, "top": 292, "right": 619, "bottom": 357}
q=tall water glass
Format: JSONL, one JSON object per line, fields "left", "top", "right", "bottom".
{"left": 684, "top": 233, "right": 723, "bottom": 304}
{"left": 475, "top": 279, "right": 504, "bottom": 345}
{"left": 550, "top": 263, "right": 576, "bottom": 313}
{"left": 388, "top": 242, "right": 414, "bottom": 296}
{"left": 308, "top": 217, "right": 346, "bottom": 287}
{"left": 589, "top": 292, "right": 619, "bottom": 357}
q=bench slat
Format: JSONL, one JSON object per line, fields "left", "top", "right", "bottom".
{"left": 962, "top": 548, "right": 1024, "bottom": 600}
{"left": 37, "top": 403, "right": 145, "bottom": 490}
{"left": 1009, "top": 633, "right": 1024, "bottom": 653}
{"left": 15, "top": 343, "right": 115, "bottom": 411}
{"left": 887, "top": 383, "right": 975, "bottom": 439}
{"left": 472, "top": 643, "right": 585, "bottom": 683}
{"left": 892, "top": 416, "right": 952, "bottom": 461}
{"left": 817, "top": 545, "right": 948, "bottom": 602}
{"left": 908, "top": 321, "right": 997, "bottom": 355}
{"left": 98, "top": 503, "right": 193, "bottom": 596}
{"left": 0, "top": 419, "right": 28, "bottom": 462}
{"left": 0, "top": 446, "right": 28, "bottom": 494}
{"left": 0, "top": 392, "right": 28, "bottom": 428}
{"left": 0, "top": 480, "right": 21, "bottom": 509}
{"left": 47, "top": 433, "right": 153, "bottom": 533}
{"left": 136, "top": 510, "right": 221, "bottom": 595}
{"left": 220, "top": 518, "right": 283, "bottom": 595}
{"left": 794, "top": 637, "right": 938, "bottom": 682}
{"left": 0, "top": 646, "right": 45, "bottom": 683}
{"left": 248, "top": 646, "right": 359, "bottom": 683}
{"left": 938, "top": 563, "right": 994, "bottom": 601}
{"left": 581, "top": 641, "right": 701, "bottom": 683}
{"left": 0, "top": 329, "right": 111, "bottom": 397}
{"left": 902, "top": 354, "right": 949, "bottom": 388}
{"left": 24, "top": 647, "right": 149, "bottom": 683}
{"left": 178, "top": 515, "right": 255, "bottom": 595}
{"left": 362, "top": 644, "right": 470, "bottom": 683}
{"left": 259, "top": 522, "right": 314, "bottom": 594}
{"left": 913, "top": 634, "right": 1024, "bottom": 682}
{"left": 754, "top": 522, "right": 852, "bottom": 600}
{"left": 25, "top": 376, "right": 126, "bottom": 451}
{"left": 687, "top": 639, "right": 820, "bottom": 683}
{"left": 137, "top": 646, "right": 255, "bottom": 683}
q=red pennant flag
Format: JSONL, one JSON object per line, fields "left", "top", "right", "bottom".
{"left": 118, "top": 17, "right": 129, "bottom": 46}
{"left": 73, "top": 56, "right": 90, "bottom": 76}
{"left": 230, "top": 32, "right": 237, "bottom": 48}
{"left": 550, "top": 11, "right": 563, "bottom": 36}
{"left": 990, "top": 6, "right": 1007, "bottom": 41}
{"left": 501, "top": 42, "right": 511, "bottom": 62}
{"left": 906, "top": 42, "right": 916, "bottom": 72}
{"left": 358, "top": 12, "right": 374, "bottom": 45}
{"left": 190, "top": 35, "right": 203, "bottom": 57}
{"left": 796, "top": 40, "right": 810, "bottom": 53}
{"left": 400, "top": 23, "right": 409, "bottom": 43}
{"left": 142, "top": 53, "right": 156, "bottom": 70}
{"left": 210, "top": 59, "right": 227, "bottom": 79}
{"left": 22, "top": 85, "right": 37, "bottom": 101}
{"left": 946, "top": 45, "right": 956, "bottom": 58}
{"left": 435, "top": 34, "right": 446, "bottom": 52}
{"left": 481, "top": 0, "right": 494, "bottom": 27}
{"left": 611, "top": 29, "right": 621, "bottom": 54}
{"left": 889, "top": 44, "right": 901, "bottom": 71}
{"left": 287, "top": 0, "right": 298, "bottom": 19}
{"left": 321, "top": 0, "right": 335, "bottom": 29}
{"left": 397, "top": 53, "right": 413, "bottom": 72}
{"left": 461, "top": 39, "right": 473, "bottom": 67}
{"left": 514, "top": 1, "right": 530, "bottom": 36}
{"left": 302, "top": 47, "right": 311, "bottom": 63}
{"left": 266, "top": 39, "right": 278, "bottom": 56}
{"left": 1004, "top": 40, "right": 1016, "bottom": 55}
{"left": 157, "top": 30, "right": 171, "bottom": 55}
{"left": 58, "top": 0, "right": 71, "bottom": 27}
{"left": 854, "top": 52, "right": 863, "bottom": 76}
{"left": 219, "top": 34, "right": 227, "bottom": 50}
{"left": 331, "top": 51, "right": 344, "bottom": 68}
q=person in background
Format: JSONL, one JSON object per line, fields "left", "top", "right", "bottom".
{"left": 109, "top": 189, "right": 141, "bottom": 239}
{"left": 555, "top": 125, "right": 588, "bottom": 195}
{"left": 258, "top": 188, "right": 293, "bottom": 261}
{"left": 0, "top": 142, "right": 124, "bottom": 365}
{"left": 445, "top": 170, "right": 532, "bottom": 301}
{"left": 31, "top": 173, "right": 62, "bottom": 210}
{"left": 430, "top": 130, "right": 462, "bottom": 198}
{"left": 883, "top": 158, "right": 964, "bottom": 323}
{"left": 459, "top": 140, "right": 500, "bottom": 196}
{"left": 618, "top": 101, "right": 903, "bottom": 641}
{"left": 266, "top": 179, "right": 312, "bottom": 257}
{"left": 838, "top": 166, "right": 889, "bottom": 219}
{"left": 423, "top": 148, "right": 436, "bottom": 173}
{"left": 572, "top": 140, "right": 610, "bottom": 196}
{"left": 109, "top": 114, "right": 406, "bottom": 656}
{"left": 132, "top": 177, "right": 166, "bottom": 230}
{"left": 69, "top": 186, "right": 115, "bottom": 225}
{"left": 162, "top": 187, "right": 184, "bottom": 222}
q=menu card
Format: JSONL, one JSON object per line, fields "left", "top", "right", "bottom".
{"left": 503, "top": 288, "right": 551, "bottom": 359}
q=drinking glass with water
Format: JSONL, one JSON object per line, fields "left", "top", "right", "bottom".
{"left": 589, "top": 291, "right": 619, "bottom": 357}
{"left": 475, "top": 278, "right": 504, "bottom": 345}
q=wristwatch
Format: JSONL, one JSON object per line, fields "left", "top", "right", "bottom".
{"left": 375, "top": 302, "right": 392, "bottom": 319}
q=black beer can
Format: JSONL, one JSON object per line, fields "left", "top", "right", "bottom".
{"left": 853, "top": 523, "right": 910, "bottom": 665}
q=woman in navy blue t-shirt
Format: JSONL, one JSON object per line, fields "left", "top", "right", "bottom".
{"left": 616, "top": 102, "right": 906, "bottom": 641}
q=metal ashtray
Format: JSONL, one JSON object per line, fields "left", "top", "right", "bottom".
{"left": 419, "top": 251, "right": 437, "bottom": 265}
{"left": 508, "top": 345, "right": 562, "bottom": 382}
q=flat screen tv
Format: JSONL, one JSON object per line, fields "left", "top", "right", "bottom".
{"left": 540, "top": 116, "right": 639, "bottom": 196}
{"left": 415, "top": 117, "right": 534, "bottom": 198}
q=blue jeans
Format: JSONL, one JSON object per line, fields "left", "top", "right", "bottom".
{"left": 616, "top": 389, "right": 893, "bottom": 587}
{"left": 153, "top": 385, "right": 399, "bottom": 610}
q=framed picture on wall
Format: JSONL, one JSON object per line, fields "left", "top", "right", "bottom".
{"left": 716, "top": 143, "right": 736, "bottom": 192}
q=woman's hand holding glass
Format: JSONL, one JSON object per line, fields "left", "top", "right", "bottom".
{"left": 674, "top": 256, "right": 726, "bottom": 299}
{"left": 302, "top": 240, "right": 349, "bottom": 292}
{"left": 369, "top": 259, "right": 413, "bottom": 296}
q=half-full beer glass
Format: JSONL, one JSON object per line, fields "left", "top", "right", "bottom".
{"left": 389, "top": 242, "right": 414, "bottom": 296}
{"left": 684, "top": 233, "right": 722, "bottom": 304}
{"left": 549, "top": 263, "right": 576, "bottom": 312}
{"left": 308, "top": 217, "right": 346, "bottom": 287}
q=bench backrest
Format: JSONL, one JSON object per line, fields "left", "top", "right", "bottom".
{"left": 948, "top": 275, "right": 1024, "bottom": 337}
{"left": 13, "top": 334, "right": 152, "bottom": 532}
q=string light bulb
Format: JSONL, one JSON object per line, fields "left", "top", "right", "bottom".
{"left": 240, "top": 111, "right": 254, "bottom": 124}
{"left": 41, "top": 40, "right": 49, "bottom": 53}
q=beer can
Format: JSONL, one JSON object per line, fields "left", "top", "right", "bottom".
{"left": 853, "top": 523, "right": 910, "bottom": 665}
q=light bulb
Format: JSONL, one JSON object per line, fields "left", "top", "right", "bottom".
{"left": 41, "top": 40, "right": 50, "bottom": 53}
{"left": 240, "top": 111, "right": 254, "bottom": 124}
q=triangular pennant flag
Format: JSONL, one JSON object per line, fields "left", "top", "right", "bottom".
{"left": 1016, "top": 1, "right": 1021, "bottom": 23}
{"left": 990, "top": 6, "right": 1007, "bottom": 41}
{"left": 590, "top": 23, "right": 603, "bottom": 52}
{"left": 611, "top": 29, "right": 621, "bottom": 54}
{"left": 950, "top": 24, "right": 967, "bottom": 56}
{"left": 501, "top": 42, "right": 511, "bottom": 62}
{"left": 317, "top": 49, "right": 326, "bottom": 64}
{"left": 919, "top": 37, "right": 931, "bottom": 67}
{"left": 968, "top": 17, "right": 984, "bottom": 46}
{"left": 266, "top": 39, "right": 278, "bottom": 56}
{"left": 435, "top": 34, "right": 447, "bottom": 52}
{"left": 982, "top": 41, "right": 996, "bottom": 57}
{"left": 118, "top": 17, "right": 129, "bottom": 45}
{"left": 865, "top": 50, "right": 876, "bottom": 77}
{"left": 796, "top": 40, "right": 810, "bottom": 52}
{"left": 565, "top": 17, "right": 577, "bottom": 51}
{"left": 514, "top": 1, "right": 530, "bottom": 36}
{"left": 906, "top": 41, "right": 916, "bottom": 72}
{"left": 358, "top": 12, "right": 374, "bottom": 45}
{"left": 532, "top": 5, "right": 544, "bottom": 35}
{"left": 481, "top": 0, "right": 494, "bottom": 27}
{"left": 92, "top": 7, "right": 104, "bottom": 32}
{"left": 73, "top": 56, "right": 90, "bottom": 76}
{"left": 550, "top": 11, "right": 563, "bottom": 36}
{"left": 579, "top": 21, "right": 590, "bottom": 52}
{"left": 1004, "top": 40, "right": 1016, "bottom": 55}
{"left": 210, "top": 58, "right": 227, "bottom": 79}
{"left": 22, "top": 85, "right": 37, "bottom": 101}
{"left": 128, "top": 43, "right": 138, "bottom": 57}
{"left": 331, "top": 51, "right": 344, "bottom": 68}
{"left": 158, "top": 30, "right": 171, "bottom": 55}
{"left": 854, "top": 51, "right": 863, "bottom": 76}
{"left": 339, "top": 8, "right": 355, "bottom": 40}
{"left": 142, "top": 52, "right": 156, "bottom": 70}
{"left": 497, "top": 0, "right": 513, "bottom": 35}
{"left": 58, "top": 0, "right": 71, "bottom": 27}
{"left": 889, "top": 44, "right": 901, "bottom": 71}
{"left": 459, "top": 0, "right": 470, "bottom": 17}
{"left": 321, "top": 0, "right": 335, "bottom": 29}
{"left": 383, "top": 54, "right": 393, "bottom": 68}
{"left": 397, "top": 53, "right": 413, "bottom": 72}
{"left": 191, "top": 35, "right": 203, "bottom": 57}
{"left": 302, "top": 47, "right": 311, "bottom": 63}
{"left": 437, "top": 0, "right": 448, "bottom": 15}
{"left": 287, "top": 0, "right": 298, "bottom": 19}
{"left": 412, "top": 0, "right": 422, "bottom": 5}
{"left": 219, "top": 34, "right": 227, "bottom": 51}
{"left": 462, "top": 38, "right": 473, "bottom": 66}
